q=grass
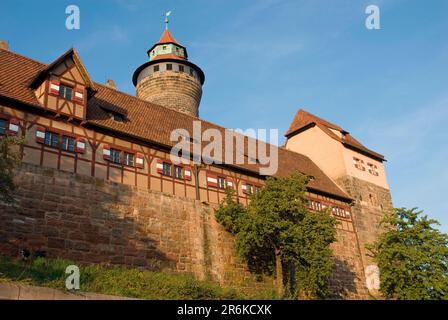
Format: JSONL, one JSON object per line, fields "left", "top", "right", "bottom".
{"left": 0, "top": 255, "right": 278, "bottom": 300}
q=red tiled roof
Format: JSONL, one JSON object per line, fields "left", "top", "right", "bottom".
{"left": 0, "top": 48, "right": 351, "bottom": 201}
{"left": 157, "top": 29, "right": 182, "bottom": 46}
{"left": 286, "top": 109, "right": 385, "bottom": 161}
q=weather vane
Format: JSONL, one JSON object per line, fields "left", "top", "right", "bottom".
{"left": 165, "top": 11, "right": 172, "bottom": 30}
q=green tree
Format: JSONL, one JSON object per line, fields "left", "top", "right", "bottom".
{"left": 367, "top": 208, "right": 448, "bottom": 300}
{"left": 0, "top": 135, "right": 23, "bottom": 203}
{"left": 215, "top": 173, "right": 337, "bottom": 298}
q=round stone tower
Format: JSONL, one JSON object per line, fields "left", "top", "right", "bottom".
{"left": 132, "top": 25, "right": 205, "bottom": 117}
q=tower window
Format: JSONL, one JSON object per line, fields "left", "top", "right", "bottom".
{"left": 367, "top": 163, "right": 379, "bottom": 176}
{"left": 153, "top": 65, "right": 159, "bottom": 72}
{"left": 178, "top": 65, "right": 184, "bottom": 72}
{"left": 353, "top": 157, "right": 366, "bottom": 171}
{"left": 162, "top": 45, "right": 167, "bottom": 50}
{"left": 189, "top": 68, "right": 194, "bottom": 76}
{"left": 166, "top": 64, "right": 172, "bottom": 71}
{"left": 0, "top": 119, "right": 7, "bottom": 135}
{"left": 59, "top": 84, "right": 73, "bottom": 101}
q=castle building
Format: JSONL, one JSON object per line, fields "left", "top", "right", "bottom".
{"left": 0, "top": 25, "right": 392, "bottom": 299}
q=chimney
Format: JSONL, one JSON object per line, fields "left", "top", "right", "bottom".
{"left": 0, "top": 40, "right": 9, "bottom": 50}
{"left": 106, "top": 79, "right": 117, "bottom": 89}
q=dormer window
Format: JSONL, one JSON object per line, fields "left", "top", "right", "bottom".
{"left": 59, "top": 84, "right": 73, "bottom": 101}
{"left": 113, "top": 114, "right": 125, "bottom": 122}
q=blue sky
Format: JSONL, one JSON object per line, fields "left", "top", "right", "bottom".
{"left": 1, "top": 0, "right": 447, "bottom": 231}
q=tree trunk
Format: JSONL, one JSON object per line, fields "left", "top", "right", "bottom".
{"left": 275, "top": 248, "right": 284, "bottom": 296}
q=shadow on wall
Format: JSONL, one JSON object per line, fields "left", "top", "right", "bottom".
{"left": 0, "top": 163, "right": 175, "bottom": 272}
{"left": 328, "top": 257, "right": 359, "bottom": 299}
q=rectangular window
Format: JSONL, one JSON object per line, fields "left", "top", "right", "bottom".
{"left": 178, "top": 65, "right": 184, "bottom": 72}
{"left": 367, "top": 163, "right": 379, "bottom": 176}
{"left": 110, "top": 148, "right": 121, "bottom": 164}
{"left": 189, "top": 68, "right": 194, "bottom": 76}
{"left": 0, "top": 119, "right": 7, "bottom": 135}
{"left": 162, "top": 162, "right": 171, "bottom": 176}
{"left": 166, "top": 64, "right": 172, "bottom": 71}
{"left": 217, "top": 177, "right": 226, "bottom": 189}
{"left": 174, "top": 166, "right": 184, "bottom": 179}
{"left": 153, "top": 65, "right": 159, "bottom": 72}
{"left": 308, "top": 200, "right": 322, "bottom": 211}
{"left": 353, "top": 157, "right": 366, "bottom": 171}
{"left": 245, "top": 184, "right": 254, "bottom": 195}
{"left": 332, "top": 207, "right": 349, "bottom": 219}
{"left": 59, "top": 84, "right": 73, "bottom": 101}
{"left": 61, "top": 136, "right": 75, "bottom": 152}
{"left": 44, "top": 132, "right": 59, "bottom": 148}
{"left": 123, "top": 152, "right": 135, "bottom": 167}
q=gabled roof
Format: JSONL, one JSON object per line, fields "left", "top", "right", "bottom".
{"left": 29, "top": 48, "right": 95, "bottom": 89}
{"left": 285, "top": 109, "right": 385, "bottom": 161}
{"left": 0, "top": 47, "right": 352, "bottom": 202}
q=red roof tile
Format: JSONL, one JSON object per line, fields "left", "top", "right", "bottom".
{"left": 157, "top": 29, "right": 182, "bottom": 46}
{"left": 286, "top": 109, "right": 385, "bottom": 161}
{"left": 0, "top": 48, "right": 351, "bottom": 201}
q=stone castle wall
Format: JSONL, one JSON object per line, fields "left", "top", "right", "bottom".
{"left": 336, "top": 176, "right": 393, "bottom": 268}
{"left": 0, "top": 164, "right": 369, "bottom": 298}
{"left": 136, "top": 71, "right": 202, "bottom": 117}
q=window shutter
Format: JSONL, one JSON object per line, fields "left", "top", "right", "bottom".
{"left": 49, "top": 80, "right": 60, "bottom": 95}
{"left": 8, "top": 118, "right": 20, "bottom": 136}
{"left": 136, "top": 153, "right": 145, "bottom": 169}
{"left": 35, "top": 126, "right": 46, "bottom": 144}
{"left": 156, "top": 159, "right": 164, "bottom": 174}
{"left": 184, "top": 167, "right": 192, "bottom": 181}
{"left": 76, "top": 138, "right": 86, "bottom": 153}
{"left": 103, "top": 144, "right": 111, "bottom": 161}
{"left": 73, "top": 86, "right": 84, "bottom": 104}
{"left": 207, "top": 174, "right": 218, "bottom": 188}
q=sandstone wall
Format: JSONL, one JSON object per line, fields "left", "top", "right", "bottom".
{"left": 136, "top": 71, "right": 202, "bottom": 117}
{"left": 0, "top": 164, "right": 369, "bottom": 298}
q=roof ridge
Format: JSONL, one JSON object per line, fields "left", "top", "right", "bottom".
{"left": 300, "top": 109, "right": 344, "bottom": 132}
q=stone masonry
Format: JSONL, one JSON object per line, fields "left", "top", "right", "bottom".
{"left": 136, "top": 71, "right": 203, "bottom": 117}
{"left": 0, "top": 164, "right": 370, "bottom": 298}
